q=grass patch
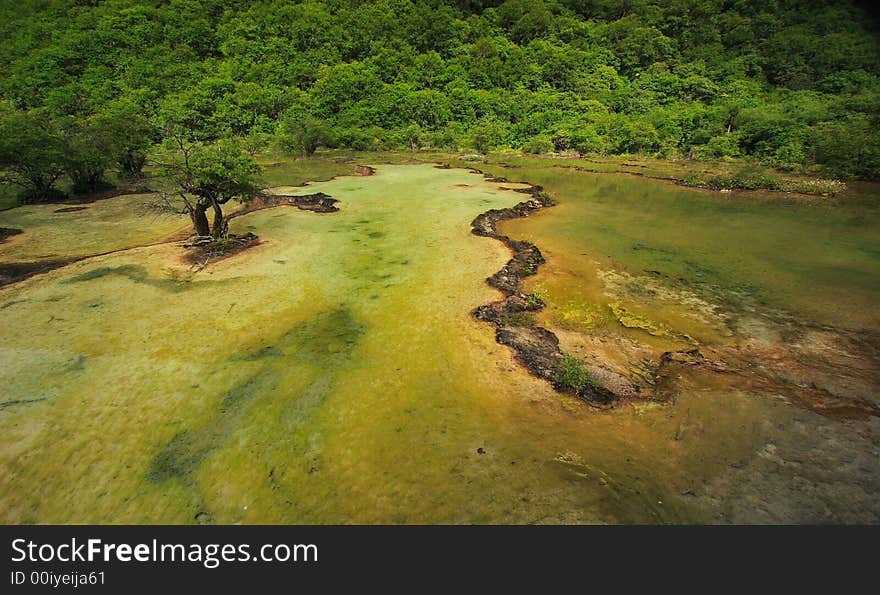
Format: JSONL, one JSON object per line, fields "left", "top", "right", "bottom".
{"left": 500, "top": 311, "right": 535, "bottom": 326}
{"left": 518, "top": 258, "right": 539, "bottom": 276}
{"left": 782, "top": 178, "right": 846, "bottom": 196}
{"left": 555, "top": 354, "right": 603, "bottom": 392}
{"left": 683, "top": 167, "right": 783, "bottom": 191}
{"left": 524, "top": 293, "right": 544, "bottom": 309}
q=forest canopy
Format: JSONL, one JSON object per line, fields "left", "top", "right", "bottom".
{"left": 1, "top": 0, "right": 879, "bottom": 202}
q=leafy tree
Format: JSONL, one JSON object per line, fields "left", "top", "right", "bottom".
{"left": 277, "top": 113, "right": 333, "bottom": 156}
{"left": 812, "top": 115, "right": 880, "bottom": 178}
{"left": 470, "top": 118, "right": 509, "bottom": 154}
{"left": 60, "top": 116, "right": 117, "bottom": 195}
{"left": 93, "top": 98, "right": 156, "bottom": 177}
{"left": 158, "top": 137, "right": 262, "bottom": 239}
{"left": 401, "top": 123, "right": 424, "bottom": 151}
{"left": 0, "top": 106, "right": 66, "bottom": 203}
{"left": 551, "top": 120, "right": 604, "bottom": 155}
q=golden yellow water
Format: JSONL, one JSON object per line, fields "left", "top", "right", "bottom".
{"left": 1, "top": 163, "right": 877, "bottom": 524}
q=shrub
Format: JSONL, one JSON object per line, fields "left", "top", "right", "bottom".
{"left": 522, "top": 134, "right": 554, "bottom": 154}
{"left": 686, "top": 166, "right": 783, "bottom": 191}
{"left": 783, "top": 178, "right": 846, "bottom": 196}
{"left": 555, "top": 354, "right": 602, "bottom": 391}
{"left": 277, "top": 114, "right": 332, "bottom": 156}
{"left": 698, "top": 134, "right": 742, "bottom": 159}
{"left": 524, "top": 293, "right": 544, "bottom": 309}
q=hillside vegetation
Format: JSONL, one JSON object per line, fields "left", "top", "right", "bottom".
{"left": 1, "top": 0, "right": 879, "bottom": 203}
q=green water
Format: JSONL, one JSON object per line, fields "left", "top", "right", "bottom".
{"left": 1, "top": 162, "right": 877, "bottom": 524}
{"left": 498, "top": 166, "right": 880, "bottom": 333}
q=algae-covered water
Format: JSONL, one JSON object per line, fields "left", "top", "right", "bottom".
{"left": 1, "top": 162, "right": 878, "bottom": 524}
{"left": 497, "top": 166, "right": 880, "bottom": 333}
{"left": 0, "top": 193, "right": 188, "bottom": 265}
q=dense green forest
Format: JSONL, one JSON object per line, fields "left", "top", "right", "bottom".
{"left": 1, "top": 0, "right": 879, "bottom": 203}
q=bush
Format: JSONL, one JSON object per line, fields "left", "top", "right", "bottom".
{"left": 0, "top": 107, "right": 66, "bottom": 202}
{"left": 524, "top": 293, "right": 544, "bottom": 309}
{"left": 555, "top": 354, "right": 602, "bottom": 391}
{"left": 811, "top": 116, "right": 880, "bottom": 179}
{"left": 697, "top": 134, "right": 742, "bottom": 159}
{"left": 770, "top": 140, "right": 808, "bottom": 171}
{"left": 19, "top": 186, "right": 68, "bottom": 205}
{"left": 522, "top": 134, "right": 554, "bottom": 154}
{"left": 686, "top": 166, "right": 782, "bottom": 191}
{"left": 469, "top": 119, "right": 509, "bottom": 155}
{"left": 277, "top": 113, "right": 332, "bottom": 156}
{"left": 568, "top": 127, "right": 605, "bottom": 155}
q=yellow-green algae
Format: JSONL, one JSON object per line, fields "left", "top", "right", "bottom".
{"left": 495, "top": 164, "right": 880, "bottom": 333}
{"left": 1, "top": 163, "right": 877, "bottom": 524}
{"left": 0, "top": 193, "right": 188, "bottom": 265}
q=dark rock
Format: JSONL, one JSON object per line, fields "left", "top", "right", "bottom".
{"left": 469, "top": 169, "right": 621, "bottom": 408}
{"left": 496, "top": 326, "right": 563, "bottom": 381}
{"left": 194, "top": 511, "right": 213, "bottom": 524}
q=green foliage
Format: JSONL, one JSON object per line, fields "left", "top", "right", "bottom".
{"left": 60, "top": 116, "right": 117, "bottom": 195}
{"left": 524, "top": 293, "right": 544, "bottom": 309}
{"left": 552, "top": 121, "right": 604, "bottom": 155}
{"left": 0, "top": 105, "right": 66, "bottom": 202}
{"left": 697, "top": 134, "right": 742, "bottom": 159}
{"left": 470, "top": 118, "right": 509, "bottom": 154}
{"left": 685, "top": 167, "right": 783, "bottom": 192}
{"left": 523, "top": 134, "right": 554, "bottom": 155}
{"left": 783, "top": 178, "right": 846, "bottom": 196}
{"left": 811, "top": 115, "right": 880, "bottom": 179}
{"left": 499, "top": 311, "right": 535, "bottom": 327}
{"left": 95, "top": 96, "right": 156, "bottom": 177}
{"left": 555, "top": 354, "right": 602, "bottom": 392}
{"left": 158, "top": 136, "right": 262, "bottom": 237}
{"left": 277, "top": 113, "right": 332, "bottom": 156}
{"left": 175, "top": 139, "right": 262, "bottom": 206}
{"left": 0, "top": 0, "right": 879, "bottom": 183}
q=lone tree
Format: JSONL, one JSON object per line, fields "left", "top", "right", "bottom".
{"left": 159, "top": 136, "right": 262, "bottom": 239}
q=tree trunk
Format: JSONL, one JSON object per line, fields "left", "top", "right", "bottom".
{"left": 190, "top": 203, "right": 210, "bottom": 236}
{"left": 119, "top": 150, "right": 146, "bottom": 177}
{"left": 211, "top": 203, "right": 226, "bottom": 239}
{"left": 70, "top": 169, "right": 105, "bottom": 195}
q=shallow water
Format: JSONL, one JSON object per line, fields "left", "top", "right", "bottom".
{"left": 497, "top": 167, "right": 880, "bottom": 333}
{"left": 0, "top": 163, "right": 877, "bottom": 524}
{"left": 0, "top": 194, "right": 188, "bottom": 265}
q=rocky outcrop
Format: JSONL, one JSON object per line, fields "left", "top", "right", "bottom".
{"left": 226, "top": 192, "right": 339, "bottom": 224}
{"left": 467, "top": 169, "right": 619, "bottom": 406}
